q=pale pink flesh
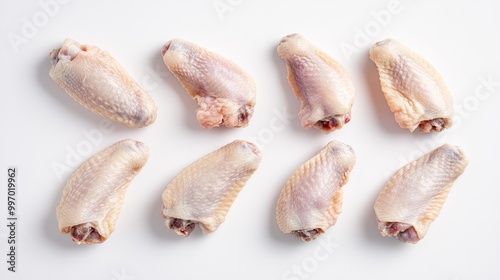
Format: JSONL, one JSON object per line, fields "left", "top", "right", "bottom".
{"left": 374, "top": 144, "right": 468, "bottom": 243}
{"left": 369, "top": 38, "right": 453, "bottom": 132}
{"left": 165, "top": 218, "right": 196, "bottom": 237}
{"left": 277, "top": 33, "right": 355, "bottom": 134}
{"left": 56, "top": 139, "right": 149, "bottom": 244}
{"left": 49, "top": 39, "right": 157, "bottom": 128}
{"left": 380, "top": 222, "right": 420, "bottom": 244}
{"left": 161, "top": 140, "right": 262, "bottom": 235}
{"left": 161, "top": 39, "right": 256, "bottom": 129}
{"left": 276, "top": 140, "right": 356, "bottom": 242}
{"left": 68, "top": 223, "right": 105, "bottom": 244}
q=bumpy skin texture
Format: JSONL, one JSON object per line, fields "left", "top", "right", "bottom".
{"left": 161, "top": 39, "right": 256, "bottom": 129}
{"left": 374, "top": 144, "right": 468, "bottom": 244}
{"left": 277, "top": 34, "right": 355, "bottom": 134}
{"left": 56, "top": 139, "right": 149, "bottom": 244}
{"left": 162, "top": 140, "right": 262, "bottom": 236}
{"left": 49, "top": 39, "right": 157, "bottom": 128}
{"left": 369, "top": 38, "right": 453, "bottom": 132}
{"left": 276, "top": 141, "right": 356, "bottom": 242}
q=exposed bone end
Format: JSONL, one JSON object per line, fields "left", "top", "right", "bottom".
{"left": 278, "top": 33, "right": 299, "bottom": 47}
{"left": 418, "top": 118, "right": 452, "bottom": 133}
{"left": 197, "top": 103, "right": 254, "bottom": 129}
{"left": 373, "top": 38, "right": 393, "bottom": 47}
{"left": 240, "top": 140, "right": 261, "bottom": 157}
{"left": 50, "top": 39, "right": 84, "bottom": 66}
{"left": 313, "top": 114, "right": 350, "bottom": 134}
{"left": 277, "top": 33, "right": 313, "bottom": 61}
{"left": 161, "top": 40, "right": 172, "bottom": 57}
{"left": 235, "top": 105, "right": 253, "bottom": 127}
{"left": 63, "top": 223, "right": 106, "bottom": 245}
{"left": 165, "top": 217, "right": 196, "bottom": 237}
{"left": 292, "top": 228, "right": 325, "bottom": 242}
{"left": 225, "top": 104, "right": 254, "bottom": 128}
{"left": 49, "top": 48, "right": 61, "bottom": 66}
{"left": 379, "top": 222, "right": 420, "bottom": 244}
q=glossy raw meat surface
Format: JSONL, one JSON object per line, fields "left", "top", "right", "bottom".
{"left": 161, "top": 140, "right": 262, "bottom": 236}
{"left": 56, "top": 139, "right": 149, "bottom": 244}
{"left": 370, "top": 38, "right": 453, "bottom": 132}
{"left": 49, "top": 39, "right": 157, "bottom": 128}
{"left": 162, "top": 39, "right": 256, "bottom": 129}
{"left": 277, "top": 34, "right": 355, "bottom": 133}
{"left": 276, "top": 140, "right": 356, "bottom": 241}
{"left": 374, "top": 144, "right": 468, "bottom": 243}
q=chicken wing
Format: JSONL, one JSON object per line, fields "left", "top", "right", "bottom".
{"left": 277, "top": 34, "right": 355, "bottom": 133}
{"left": 276, "top": 140, "right": 356, "bottom": 241}
{"left": 161, "top": 140, "right": 262, "bottom": 236}
{"left": 374, "top": 144, "right": 468, "bottom": 243}
{"left": 162, "top": 39, "right": 256, "bottom": 128}
{"left": 49, "top": 39, "right": 157, "bottom": 128}
{"left": 56, "top": 139, "right": 149, "bottom": 244}
{"left": 369, "top": 38, "right": 454, "bottom": 132}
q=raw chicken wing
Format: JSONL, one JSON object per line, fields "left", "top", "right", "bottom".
{"left": 369, "top": 38, "right": 453, "bottom": 132}
{"left": 276, "top": 140, "right": 356, "bottom": 241}
{"left": 162, "top": 39, "right": 256, "bottom": 128}
{"left": 49, "top": 39, "right": 157, "bottom": 128}
{"left": 56, "top": 139, "right": 149, "bottom": 244}
{"left": 277, "top": 34, "right": 355, "bottom": 133}
{"left": 374, "top": 144, "right": 468, "bottom": 243}
{"left": 161, "top": 140, "right": 262, "bottom": 236}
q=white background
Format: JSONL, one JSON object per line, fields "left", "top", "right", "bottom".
{"left": 1, "top": 0, "right": 499, "bottom": 279}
